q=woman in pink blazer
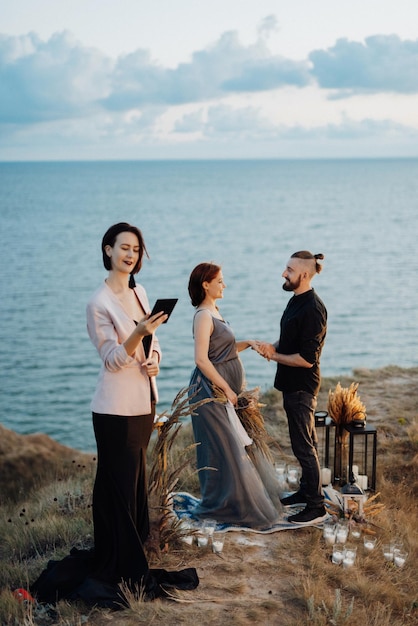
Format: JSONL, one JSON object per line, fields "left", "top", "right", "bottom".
{"left": 31, "top": 223, "right": 199, "bottom": 607}
{"left": 86, "top": 222, "right": 167, "bottom": 594}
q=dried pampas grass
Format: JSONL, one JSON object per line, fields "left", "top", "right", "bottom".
{"left": 327, "top": 382, "right": 367, "bottom": 425}
{"left": 148, "top": 387, "right": 210, "bottom": 550}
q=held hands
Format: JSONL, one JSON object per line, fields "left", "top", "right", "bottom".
{"left": 252, "top": 341, "right": 276, "bottom": 361}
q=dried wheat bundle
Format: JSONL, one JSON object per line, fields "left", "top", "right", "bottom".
{"left": 327, "top": 382, "right": 367, "bottom": 425}
{"left": 213, "top": 385, "right": 274, "bottom": 462}
{"left": 363, "top": 492, "right": 385, "bottom": 518}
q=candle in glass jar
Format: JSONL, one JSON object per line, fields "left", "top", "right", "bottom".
{"left": 393, "top": 551, "right": 407, "bottom": 568}
{"left": 363, "top": 535, "right": 377, "bottom": 551}
{"left": 383, "top": 544, "right": 394, "bottom": 561}
{"left": 332, "top": 545, "right": 345, "bottom": 564}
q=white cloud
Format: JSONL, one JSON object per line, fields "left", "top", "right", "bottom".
{"left": 310, "top": 35, "right": 418, "bottom": 95}
{"left": 1, "top": 23, "right": 418, "bottom": 159}
{"left": 102, "top": 30, "right": 310, "bottom": 110}
{"left": 0, "top": 31, "right": 111, "bottom": 123}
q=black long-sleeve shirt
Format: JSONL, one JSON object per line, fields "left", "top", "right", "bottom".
{"left": 274, "top": 289, "right": 327, "bottom": 396}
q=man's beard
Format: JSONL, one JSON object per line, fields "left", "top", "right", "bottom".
{"left": 282, "top": 275, "right": 301, "bottom": 292}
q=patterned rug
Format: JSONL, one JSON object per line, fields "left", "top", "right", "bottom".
{"left": 171, "top": 488, "right": 340, "bottom": 534}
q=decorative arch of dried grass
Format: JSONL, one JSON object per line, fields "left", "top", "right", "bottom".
{"left": 147, "top": 387, "right": 211, "bottom": 550}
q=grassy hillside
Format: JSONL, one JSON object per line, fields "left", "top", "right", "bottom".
{"left": 0, "top": 366, "right": 417, "bottom": 625}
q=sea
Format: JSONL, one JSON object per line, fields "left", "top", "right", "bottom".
{"left": 0, "top": 159, "right": 417, "bottom": 452}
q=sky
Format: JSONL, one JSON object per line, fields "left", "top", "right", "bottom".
{"left": 1, "top": 0, "right": 418, "bottom": 160}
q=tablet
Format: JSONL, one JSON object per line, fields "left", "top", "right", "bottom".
{"left": 150, "top": 298, "right": 178, "bottom": 323}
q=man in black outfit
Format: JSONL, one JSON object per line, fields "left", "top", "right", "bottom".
{"left": 256, "top": 251, "right": 327, "bottom": 525}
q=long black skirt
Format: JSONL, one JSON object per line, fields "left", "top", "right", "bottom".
{"left": 31, "top": 410, "right": 199, "bottom": 608}
{"left": 91, "top": 411, "right": 154, "bottom": 583}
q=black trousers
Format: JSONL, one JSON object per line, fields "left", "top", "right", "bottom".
{"left": 283, "top": 390, "right": 323, "bottom": 509}
{"left": 92, "top": 409, "right": 154, "bottom": 584}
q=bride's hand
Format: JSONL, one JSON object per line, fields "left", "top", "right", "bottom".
{"left": 224, "top": 386, "right": 238, "bottom": 406}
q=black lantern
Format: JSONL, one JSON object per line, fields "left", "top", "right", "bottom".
{"left": 315, "top": 411, "right": 336, "bottom": 483}
{"left": 344, "top": 422, "right": 377, "bottom": 492}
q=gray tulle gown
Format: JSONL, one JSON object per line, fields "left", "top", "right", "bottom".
{"left": 189, "top": 314, "right": 283, "bottom": 529}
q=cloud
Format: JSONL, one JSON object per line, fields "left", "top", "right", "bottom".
{"left": 2, "top": 28, "right": 417, "bottom": 128}
{"left": 1, "top": 26, "right": 418, "bottom": 159}
{"left": 102, "top": 30, "right": 310, "bottom": 110}
{"left": 310, "top": 35, "right": 418, "bottom": 95}
{"left": 279, "top": 116, "right": 418, "bottom": 141}
{"left": 0, "top": 31, "right": 111, "bottom": 123}
{"left": 175, "top": 104, "right": 418, "bottom": 142}
{"left": 203, "top": 104, "right": 275, "bottom": 137}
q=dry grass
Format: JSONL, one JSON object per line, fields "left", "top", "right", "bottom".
{"left": 0, "top": 366, "right": 417, "bottom": 625}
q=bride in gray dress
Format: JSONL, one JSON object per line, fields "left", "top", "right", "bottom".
{"left": 188, "top": 262, "right": 283, "bottom": 529}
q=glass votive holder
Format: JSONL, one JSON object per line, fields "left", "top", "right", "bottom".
{"left": 382, "top": 543, "right": 394, "bottom": 562}
{"left": 393, "top": 549, "right": 408, "bottom": 568}
{"left": 179, "top": 519, "right": 195, "bottom": 545}
{"left": 343, "top": 545, "right": 357, "bottom": 568}
{"left": 336, "top": 522, "right": 349, "bottom": 544}
{"left": 331, "top": 544, "right": 345, "bottom": 565}
{"left": 275, "top": 462, "right": 287, "bottom": 477}
{"left": 287, "top": 465, "right": 300, "bottom": 487}
{"left": 212, "top": 531, "right": 225, "bottom": 554}
{"left": 350, "top": 525, "right": 362, "bottom": 540}
{"left": 196, "top": 532, "right": 209, "bottom": 548}
{"left": 323, "top": 521, "right": 337, "bottom": 546}
{"left": 203, "top": 519, "right": 217, "bottom": 537}
{"left": 275, "top": 462, "right": 287, "bottom": 486}
{"left": 363, "top": 534, "right": 377, "bottom": 552}
{"left": 392, "top": 540, "right": 404, "bottom": 553}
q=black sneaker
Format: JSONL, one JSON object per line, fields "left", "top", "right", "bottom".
{"left": 280, "top": 491, "right": 307, "bottom": 506}
{"left": 288, "top": 506, "right": 327, "bottom": 525}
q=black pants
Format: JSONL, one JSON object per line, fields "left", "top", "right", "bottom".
{"left": 283, "top": 390, "right": 323, "bottom": 509}
{"left": 92, "top": 409, "right": 154, "bottom": 584}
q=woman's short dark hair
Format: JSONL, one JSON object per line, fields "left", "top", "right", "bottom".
{"left": 101, "top": 222, "right": 148, "bottom": 274}
{"left": 188, "top": 262, "right": 221, "bottom": 307}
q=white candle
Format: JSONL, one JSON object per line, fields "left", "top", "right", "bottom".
{"left": 181, "top": 535, "right": 194, "bottom": 545}
{"left": 364, "top": 538, "right": 376, "bottom": 551}
{"left": 345, "top": 547, "right": 357, "bottom": 560}
{"left": 332, "top": 548, "right": 344, "bottom": 564}
{"left": 394, "top": 553, "right": 407, "bottom": 568}
{"left": 197, "top": 535, "right": 208, "bottom": 547}
{"left": 287, "top": 467, "right": 299, "bottom": 485}
{"left": 324, "top": 533, "right": 335, "bottom": 546}
{"left": 321, "top": 468, "right": 331, "bottom": 485}
{"left": 357, "top": 474, "right": 368, "bottom": 490}
{"left": 336, "top": 530, "right": 348, "bottom": 544}
{"left": 212, "top": 539, "right": 224, "bottom": 553}
{"left": 383, "top": 545, "right": 394, "bottom": 561}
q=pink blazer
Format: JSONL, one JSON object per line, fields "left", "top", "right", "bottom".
{"left": 86, "top": 280, "right": 162, "bottom": 416}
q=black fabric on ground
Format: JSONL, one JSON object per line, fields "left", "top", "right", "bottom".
{"left": 30, "top": 548, "right": 199, "bottom": 609}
